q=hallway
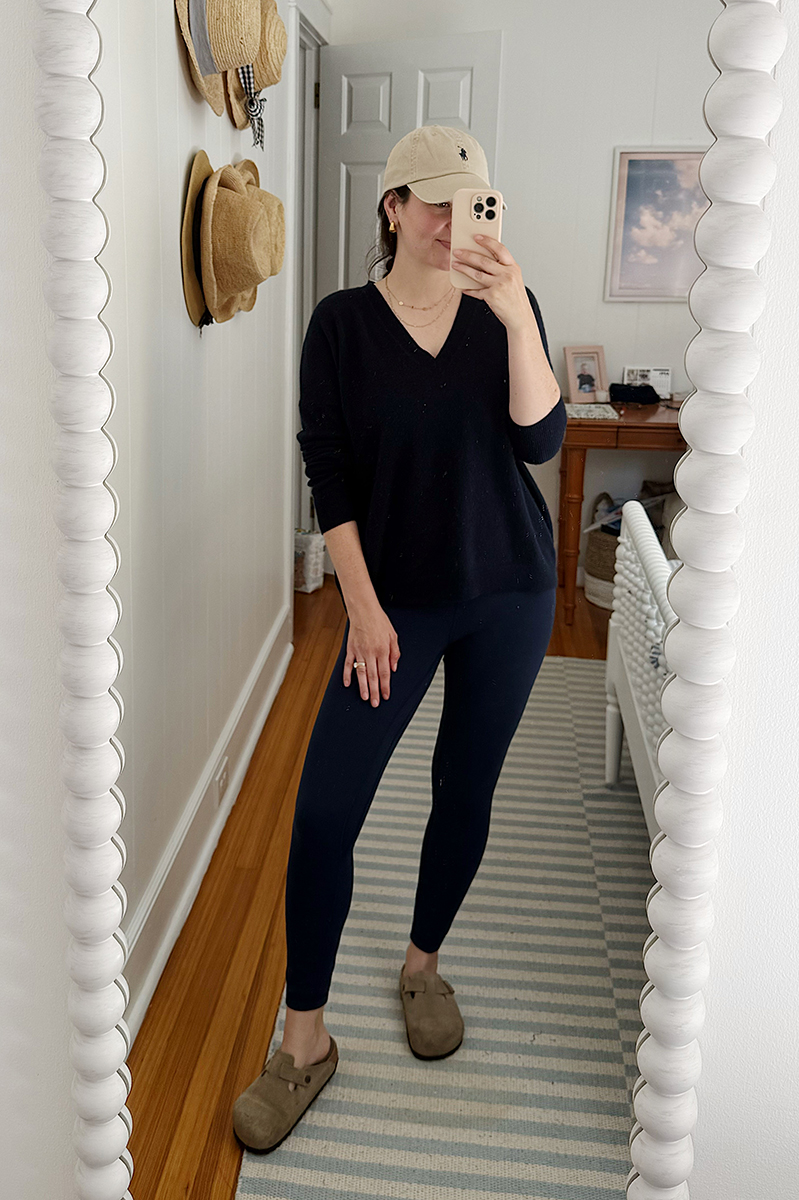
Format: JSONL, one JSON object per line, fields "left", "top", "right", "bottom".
{"left": 123, "top": 580, "right": 645, "bottom": 1198}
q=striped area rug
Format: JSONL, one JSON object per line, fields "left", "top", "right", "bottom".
{"left": 236, "top": 656, "right": 654, "bottom": 1199}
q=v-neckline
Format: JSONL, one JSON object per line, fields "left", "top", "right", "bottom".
{"left": 365, "top": 279, "right": 474, "bottom": 366}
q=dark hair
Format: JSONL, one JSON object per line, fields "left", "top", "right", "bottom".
{"left": 365, "top": 185, "right": 411, "bottom": 279}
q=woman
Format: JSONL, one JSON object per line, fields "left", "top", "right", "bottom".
{"left": 232, "top": 125, "right": 566, "bottom": 1153}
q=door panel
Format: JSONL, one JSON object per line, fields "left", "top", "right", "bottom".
{"left": 317, "top": 31, "right": 503, "bottom": 299}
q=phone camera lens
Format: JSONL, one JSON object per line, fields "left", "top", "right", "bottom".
{"left": 485, "top": 196, "right": 497, "bottom": 207}
{"left": 485, "top": 210, "right": 496, "bottom": 220}
{"left": 473, "top": 202, "right": 484, "bottom": 213}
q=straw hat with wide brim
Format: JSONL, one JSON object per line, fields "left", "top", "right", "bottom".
{"left": 180, "top": 151, "right": 286, "bottom": 326}
{"left": 181, "top": 149, "right": 215, "bottom": 325}
{"left": 234, "top": 159, "right": 286, "bottom": 309}
{"left": 225, "top": 0, "right": 287, "bottom": 130}
{"left": 175, "top": 0, "right": 261, "bottom": 115}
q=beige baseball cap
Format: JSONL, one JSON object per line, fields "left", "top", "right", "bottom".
{"left": 382, "top": 125, "right": 491, "bottom": 203}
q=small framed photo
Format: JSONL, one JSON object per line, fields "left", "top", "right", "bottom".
{"left": 564, "top": 345, "right": 609, "bottom": 403}
{"left": 622, "top": 366, "right": 672, "bottom": 398}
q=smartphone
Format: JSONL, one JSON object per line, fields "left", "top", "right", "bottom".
{"left": 449, "top": 187, "right": 504, "bottom": 289}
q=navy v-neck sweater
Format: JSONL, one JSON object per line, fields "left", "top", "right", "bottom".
{"left": 296, "top": 279, "right": 567, "bottom": 610}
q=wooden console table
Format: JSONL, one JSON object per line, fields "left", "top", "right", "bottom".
{"left": 557, "top": 402, "right": 686, "bottom": 625}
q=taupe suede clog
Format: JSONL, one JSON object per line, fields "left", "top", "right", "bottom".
{"left": 399, "top": 964, "right": 464, "bottom": 1060}
{"left": 232, "top": 1035, "right": 338, "bottom": 1153}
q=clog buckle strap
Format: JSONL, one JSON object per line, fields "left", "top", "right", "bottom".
{"left": 401, "top": 973, "right": 455, "bottom": 997}
{"left": 261, "top": 1051, "right": 314, "bottom": 1087}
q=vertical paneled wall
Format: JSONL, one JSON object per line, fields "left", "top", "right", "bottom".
{"left": 92, "top": 2, "right": 292, "bottom": 942}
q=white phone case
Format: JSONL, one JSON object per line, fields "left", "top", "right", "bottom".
{"left": 449, "top": 187, "right": 504, "bottom": 289}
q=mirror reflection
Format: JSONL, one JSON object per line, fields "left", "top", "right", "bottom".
{"left": 116, "top": 2, "right": 718, "bottom": 1195}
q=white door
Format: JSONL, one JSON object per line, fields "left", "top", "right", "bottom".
{"left": 316, "top": 31, "right": 503, "bottom": 299}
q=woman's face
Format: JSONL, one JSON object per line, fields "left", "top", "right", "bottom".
{"left": 385, "top": 190, "right": 452, "bottom": 270}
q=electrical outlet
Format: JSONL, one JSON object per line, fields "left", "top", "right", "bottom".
{"left": 214, "top": 755, "right": 229, "bottom": 807}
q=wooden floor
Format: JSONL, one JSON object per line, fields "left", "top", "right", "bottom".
{"left": 124, "top": 577, "right": 610, "bottom": 1198}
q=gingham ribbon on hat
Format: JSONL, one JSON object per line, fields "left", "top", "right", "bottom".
{"left": 237, "top": 64, "right": 265, "bottom": 149}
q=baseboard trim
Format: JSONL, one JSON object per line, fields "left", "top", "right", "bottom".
{"left": 122, "top": 600, "right": 294, "bottom": 1046}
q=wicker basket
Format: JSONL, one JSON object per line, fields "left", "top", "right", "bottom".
{"left": 583, "top": 526, "right": 619, "bottom": 610}
{"left": 294, "top": 528, "right": 326, "bottom": 593}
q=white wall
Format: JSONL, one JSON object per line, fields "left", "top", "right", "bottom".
{"left": 0, "top": 0, "right": 331, "bottom": 1194}
{"left": 0, "top": 2, "right": 75, "bottom": 1192}
{"left": 688, "top": 2, "right": 799, "bottom": 1192}
{"left": 91, "top": 0, "right": 297, "bottom": 1020}
{"left": 329, "top": 0, "right": 719, "bottom": 568}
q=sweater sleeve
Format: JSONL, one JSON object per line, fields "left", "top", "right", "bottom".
{"left": 506, "top": 288, "right": 567, "bottom": 465}
{"left": 296, "top": 303, "right": 361, "bottom": 535}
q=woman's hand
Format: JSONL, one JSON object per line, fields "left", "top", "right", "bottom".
{"left": 343, "top": 604, "right": 401, "bottom": 707}
{"left": 451, "top": 234, "right": 532, "bottom": 333}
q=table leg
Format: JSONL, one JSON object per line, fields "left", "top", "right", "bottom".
{"left": 562, "top": 446, "right": 586, "bottom": 626}
{"left": 557, "top": 452, "right": 567, "bottom": 589}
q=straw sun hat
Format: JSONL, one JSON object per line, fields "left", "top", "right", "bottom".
{"left": 226, "top": 0, "right": 287, "bottom": 134}
{"left": 175, "top": 0, "right": 261, "bottom": 116}
{"left": 181, "top": 150, "right": 285, "bottom": 327}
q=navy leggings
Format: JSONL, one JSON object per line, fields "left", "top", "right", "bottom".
{"left": 284, "top": 585, "right": 557, "bottom": 1011}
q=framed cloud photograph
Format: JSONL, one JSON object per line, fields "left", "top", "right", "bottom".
{"left": 604, "top": 146, "right": 711, "bottom": 301}
{"left": 564, "top": 345, "right": 609, "bottom": 402}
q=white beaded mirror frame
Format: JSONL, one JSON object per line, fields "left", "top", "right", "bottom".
{"left": 33, "top": 1, "right": 787, "bottom": 1197}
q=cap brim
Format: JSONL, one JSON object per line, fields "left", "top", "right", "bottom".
{"left": 408, "top": 174, "right": 491, "bottom": 203}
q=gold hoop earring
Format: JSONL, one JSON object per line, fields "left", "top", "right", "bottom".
{"left": 389, "top": 220, "right": 396, "bottom": 233}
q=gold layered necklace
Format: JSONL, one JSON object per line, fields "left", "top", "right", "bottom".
{"left": 384, "top": 278, "right": 456, "bottom": 328}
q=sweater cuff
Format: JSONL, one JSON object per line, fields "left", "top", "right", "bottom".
{"left": 312, "top": 485, "right": 360, "bottom": 535}
{"left": 507, "top": 394, "right": 567, "bottom": 464}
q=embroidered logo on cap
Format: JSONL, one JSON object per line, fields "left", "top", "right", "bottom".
{"left": 458, "top": 147, "right": 468, "bottom": 161}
